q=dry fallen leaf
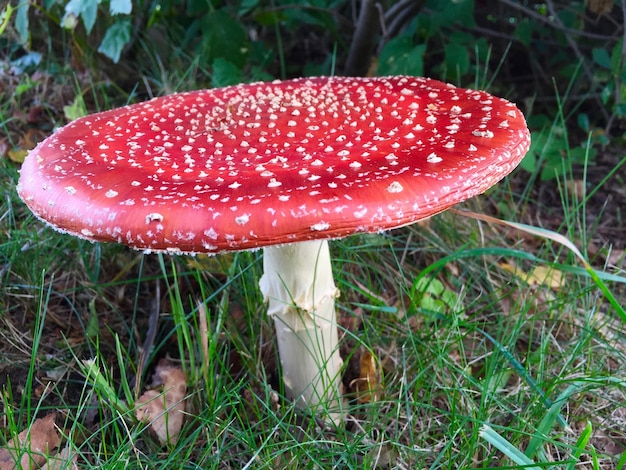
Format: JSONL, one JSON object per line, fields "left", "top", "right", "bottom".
{"left": 499, "top": 262, "right": 563, "bottom": 289}
{"left": 41, "top": 445, "right": 78, "bottom": 470}
{"left": 365, "top": 442, "right": 393, "bottom": 468}
{"left": 606, "top": 249, "right": 626, "bottom": 269}
{"left": 525, "top": 266, "right": 563, "bottom": 289}
{"left": 7, "top": 148, "right": 28, "bottom": 164}
{"left": 350, "top": 349, "right": 383, "bottom": 404}
{"left": 135, "top": 360, "right": 187, "bottom": 445}
{"left": 0, "top": 413, "right": 60, "bottom": 470}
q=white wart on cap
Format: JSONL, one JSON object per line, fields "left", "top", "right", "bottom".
{"left": 17, "top": 76, "right": 531, "bottom": 254}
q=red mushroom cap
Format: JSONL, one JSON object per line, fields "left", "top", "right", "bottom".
{"left": 17, "top": 76, "right": 530, "bottom": 254}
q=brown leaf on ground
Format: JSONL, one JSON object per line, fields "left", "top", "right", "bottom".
{"left": 41, "top": 445, "right": 78, "bottom": 470}
{"left": 499, "top": 262, "right": 563, "bottom": 289}
{"left": 350, "top": 349, "right": 384, "bottom": 404}
{"left": 365, "top": 442, "right": 393, "bottom": 468}
{"left": 0, "top": 413, "right": 60, "bottom": 470}
{"left": 135, "top": 360, "right": 187, "bottom": 445}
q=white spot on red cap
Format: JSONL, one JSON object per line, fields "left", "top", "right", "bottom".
{"left": 386, "top": 181, "right": 403, "bottom": 193}
{"left": 311, "top": 222, "right": 330, "bottom": 231}
{"left": 354, "top": 208, "right": 367, "bottom": 218}
{"left": 235, "top": 214, "right": 250, "bottom": 225}
{"left": 145, "top": 213, "right": 164, "bottom": 224}
{"left": 472, "top": 129, "right": 495, "bottom": 138}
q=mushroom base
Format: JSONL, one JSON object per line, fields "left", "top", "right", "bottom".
{"left": 259, "top": 240, "right": 344, "bottom": 424}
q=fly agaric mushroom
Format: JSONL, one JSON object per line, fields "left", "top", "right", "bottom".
{"left": 17, "top": 76, "right": 530, "bottom": 424}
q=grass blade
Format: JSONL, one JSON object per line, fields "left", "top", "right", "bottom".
{"left": 566, "top": 421, "right": 592, "bottom": 470}
{"left": 479, "top": 424, "right": 541, "bottom": 469}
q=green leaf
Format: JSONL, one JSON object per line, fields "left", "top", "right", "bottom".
{"left": 514, "top": 20, "right": 533, "bottom": 46}
{"left": 519, "top": 151, "right": 537, "bottom": 174}
{"left": 15, "top": 1, "right": 29, "bottom": 45}
{"left": 413, "top": 277, "right": 443, "bottom": 296}
{"left": 611, "top": 40, "right": 624, "bottom": 76}
{"left": 441, "top": 290, "right": 457, "bottom": 309}
{"left": 110, "top": 0, "right": 132, "bottom": 15}
{"left": 63, "top": 0, "right": 101, "bottom": 33}
{"left": 577, "top": 113, "right": 590, "bottom": 132}
{"left": 81, "top": 1, "right": 99, "bottom": 33}
{"left": 420, "top": 296, "right": 443, "bottom": 313}
{"left": 63, "top": 95, "right": 87, "bottom": 121}
{"left": 281, "top": 6, "right": 335, "bottom": 31}
{"left": 616, "top": 102, "right": 626, "bottom": 117}
{"left": 377, "top": 37, "right": 426, "bottom": 76}
{"left": 239, "top": 0, "right": 259, "bottom": 15}
{"left": 198, "top": 9, "right": 249, "bottom": 68}
{"left": 601, "top": 82, "right": 613, "bottom": 104}
{"left": 569, "top": 145, "right": 595, "bottom": 165}
{"left": 97, "top": 19, "right": 131, "bottom": 63}
{"left": 187, "top": 0, "right": 210, "bottom": 16}
{"left": 592, "top": 47, "right": 611, "bottom": 69}
{"left": 444, "top": 41, "right": 470, "bottom": 78}
{"left": 428, "top": 0, "right": 476, "bottom": 29}
{"left": 211, "top": 58, "right": 243, "bottom": 88}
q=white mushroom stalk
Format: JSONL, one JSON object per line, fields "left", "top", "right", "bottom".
{"left": 259, "top": 240, "right": 343, "bottom": 422}
{"left": 17, "top": 76, "right": 531, "bottom": 426}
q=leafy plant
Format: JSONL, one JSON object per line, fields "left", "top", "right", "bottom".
{"left": 593, "top": 39, "right": 626, "bottom": 130}
{"left": 521, "top": 124, "right": 597, "bottom": 181}
{"left": 409, "top": 275, "right": 459, "bottom": 318}
{"left": 14, "top": 0, "right": 133, "bottom": 63}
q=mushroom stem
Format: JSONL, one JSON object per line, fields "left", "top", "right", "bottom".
{"left": 259, "top": 240, "right": 344, "bottom": 424}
